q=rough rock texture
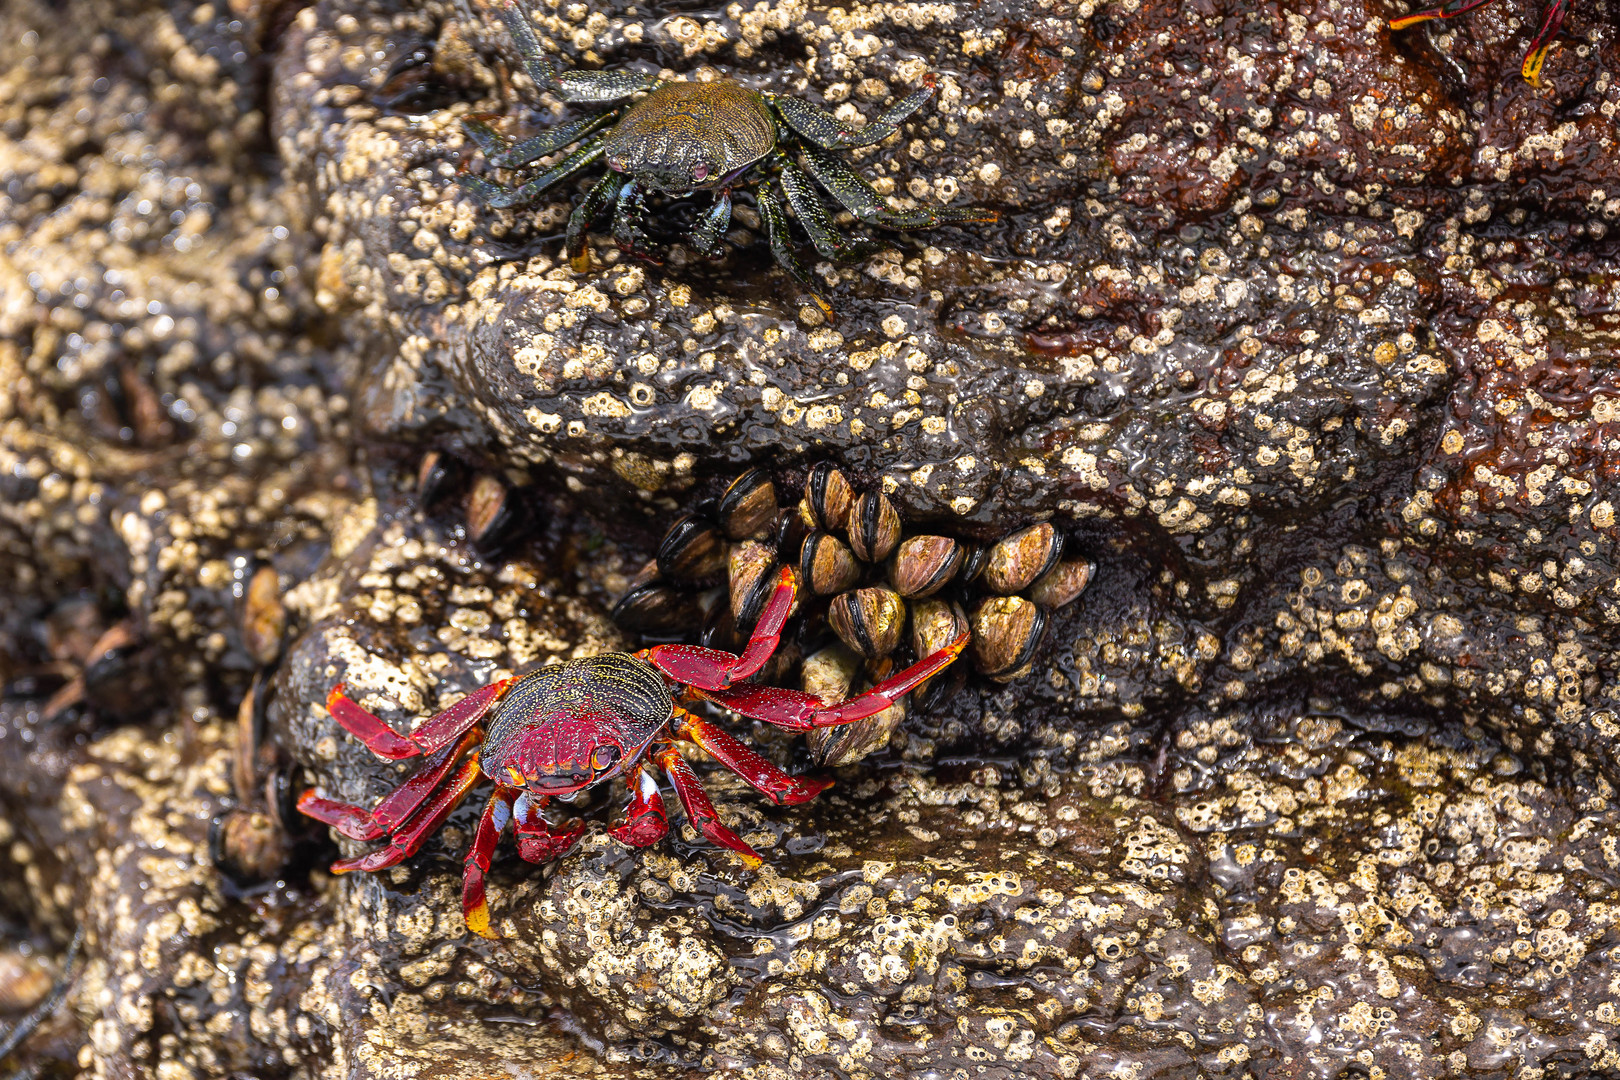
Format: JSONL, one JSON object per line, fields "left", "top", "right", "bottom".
{"left": 3, "top": 0, "right": 1620, "bottom": 1076}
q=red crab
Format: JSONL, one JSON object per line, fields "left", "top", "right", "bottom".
{"left": 1390, "top": 0, "right": 1571, "bottom": 85}
{"left": 297, "top": 567, "right": 967, "bottom": 937}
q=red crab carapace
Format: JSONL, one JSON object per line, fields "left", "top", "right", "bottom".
{"left": 298, "top": 567, "right": 967, "bottom": 937}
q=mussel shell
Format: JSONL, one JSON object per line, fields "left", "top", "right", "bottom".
{"left": 799, "top": 462, "right": 853, "bottom": 531}
{"left": 909, "top": 597, "right": 969, "bottom": 701}
{"left": 416, "top": 450, "right": 458, "bottom": 504}
{"left": 970, "top": 596, "right": 1048, "bottom": 681}
{"left": 1029, "top": 558, "right": 1094, "bottom": 609}
{"left": 958, "top": 542, "right": 988, "bottom": 585}
{"left": 800, "top": 531, "right": 861, "bottom": 596}
{"left": 982, "top": 523, "right": 1062, "bottom": 595}
{"left": 799, "top": 642, "right": 862, "bottom": 706}
{"left": 847, "top": 490, "right": 901, "bottom": 563}
{"left": 809, "top": 697, "right": 905, "bottom": 767}
{"left": 828, "top": 586, "right": 905, "bottom": 658}
{"left": 656, "top": 514, "right": 726, "bottom": 580}
{"left": 242, "top": 564, "right": 286, "bottom": 668}
{"left": 465, "top": 473, "right": 516, "bottom": 549}
{"left": 210, "top": 809, "right": 290, "bottom": 887}
{"left": 626, "top": 558, "right": 661, "bottom": 591}
{"left": 889, "top": 535, "right": 964, "bottom": 598}
{"left": 728, "top": 540, "right": 777, "bottom": 627}
{"left": 611, "top": 582, "right": 702, "bottom": 634}
{"left": 717, "top": 468, "right": 778, "bottom": 540}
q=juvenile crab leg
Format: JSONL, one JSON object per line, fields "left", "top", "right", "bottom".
{"left": 776, "top": 156, "right": 883, "bottom": 262}
{"left": 640, "top": 568, "right": 796, "bottom": 690}
{"left": 1521, "top": 0, "right": 1571, "bottom": 85}
{"left": 672, "top": 708, "right": 830, "bottom": 805}
{"left": 758, "top": 185, "right": 835, "bottom": 320}
{"left": 462, "top": 786, "right": 516, "bottom": 939}
{"left": 654, "top": 744, "right": 763, "bottom": 866}
{"left": 769, "top": 75, "right": 937, "bottom": 150}
{"left": 609, "top": 767, "right": 670, "bottom": 847}
{"left": 800, "top": 144, "right": 999, "bottom": 230}
{"left": 330, "top": 754, "right": 485, "bottom": 873}
{"left": 463, "top": 110, "right": 619, "bottom": 170}
{"left": 512, "top": 791, "right": 586, "bottom": 862}
{"left": 298, "top": 729, "right": 481, "bottom": 841}
{"left": 469, "top": 133, "right": 609, "bottom": 210}
{"left": 689, "top": 189, "right": 733, "bottom": 257}
{"left": 695, "top": 632, "right": 969, "bottom": 731}
{"left": 496, "top": 1, "right": 661, "bottom": 103}
{"left": 324, "top": 680, "right": 514, "bottom": 760}
{"left": 567, "top": 171, "right": 626, "bottom": 271}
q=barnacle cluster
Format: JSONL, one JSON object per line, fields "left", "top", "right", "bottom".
{"left": 612, "top": 465, "right": 1093, "bottom": 764}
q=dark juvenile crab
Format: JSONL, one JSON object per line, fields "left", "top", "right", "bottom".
{"left": 1390, "top": 0, "right": 1571, "bottom": 84}
{"left": 297, "top": 568, "right": 968, "bottom": 938}
{"left": 461, "top": 1, "right": 997, "bottom": 315}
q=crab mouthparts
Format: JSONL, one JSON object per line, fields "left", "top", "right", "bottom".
{"left": 608, "top": 158, "right": 627, "bottom": 172}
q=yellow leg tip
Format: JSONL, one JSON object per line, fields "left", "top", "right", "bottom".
{"left": 464, "top": 904, "right": 496, "bottom": 939}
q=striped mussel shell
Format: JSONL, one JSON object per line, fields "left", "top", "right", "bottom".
{"left": 609, "top": 463, "right": 1097, "bottom": 759}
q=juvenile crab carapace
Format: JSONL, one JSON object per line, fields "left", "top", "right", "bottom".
{"left": 461, "top": 0, "right": 997, "bottom": 315}
{"left": 298, "top": 567, "right": 967, "bottom": 938}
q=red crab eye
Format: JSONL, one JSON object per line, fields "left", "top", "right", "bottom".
{"left": 591, "top": 745, "right": 621, "bottom": 771}
{"left": 692, "top": 164, "right": 709, "bottom": 181}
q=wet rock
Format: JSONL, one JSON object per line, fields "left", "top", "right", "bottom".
{"left": 3, "top": 0, "right": 1620, "bottom": 1075}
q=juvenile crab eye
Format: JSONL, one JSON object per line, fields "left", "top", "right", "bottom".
{"left": 590, "top": 745, "right": 621, "bottom": 771}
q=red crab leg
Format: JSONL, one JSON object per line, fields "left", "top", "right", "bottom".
{"left": 1388, "top": 0, "right": 1495, "bottom": 31}
{"left": 330, "top": 754, "right": 484, "bottom": 873}
{"left": 462, "top": 786, "right": 515, "bottom": 940}
{"left": 512, "top": 792, "right": 586, "bottom": 863}
{"left": 609, "top": 767, "right": 670, "bottom": 847}
{"left": 1521, "top": 0, "right": 1571, "bottom": 85}
{"left": 672, "top": 708, "right": 830, "bottom": 806}
{"left": 639, "top": 568, "right": 796, "bottom": 690}
{"left": 696, "top": 632, "right": 969, "bottom": 731}
{"left": 324, "top": 679, "right": 517, "bottom": 761}
{"left": 298, "top": 729, "right": 480, "bottom": 841}
{"left": 653, "top": 744, "right": 763, "bottom": 866}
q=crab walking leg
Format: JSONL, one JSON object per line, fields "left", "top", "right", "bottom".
{"left": 611, "top": 178, "right": 659, "bottom": 263}
{"left": 1521, "top": 0, "right": 1571, "bottom": 85}
{"left": 566, "top": 171, "right": 626, "bottom": 271}
{"left": 758, "top": 185, "right": 835, "bottom": 321}
{"left": 640, "top": 568, "right": 797, "bottom": 691}
{"left": 698, "top": 632, "right": 969, "bottom": 731}
{"left": 467, "top": 133, "right": 609, "bottom": 211}
{"left": 330, "top": 754, "right": 485, "bottom": 873}
{"left": 672, "top": 708, "right": 830, "bottom": 806}
{"left": 609, "top": 767, "right": 670, "bottom": 847}
{"left": 776, "top": 155, "right": 883, "bottom": 262}
{"left": 653, "top": 744, "right": 763, "bottom": 866}
{"left": 298, "top": 730, "right": 481, "bottom": 841}
{"left": 497, "top": 1, "right": 661, "bottom": 103}
{"left": 512, "top": 791, "right": 586, "bottom": 863}
{"left": 800, "top": 144, "right": 998, "bottom": 230}
{"left": 462, "top": 110, "right": 619, "bottom": 170}
{"left": 688, "top": 189, "right": 733, "bottom": 257}
{"left": 462, "top": 786, "right": 516, "bottom": 939}
{"left": 769, "top": 75, "right": 937, "bottom": 150}
{"left": 323, "top": 679, "right": 513, "bottom": 761}
{"left": 1387, "top": 0, "right": 1496, "bottom": 31}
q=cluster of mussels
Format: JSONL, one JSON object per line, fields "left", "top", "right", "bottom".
{"left": 613, "top": 465, "right": 1092, "bottom": 765}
